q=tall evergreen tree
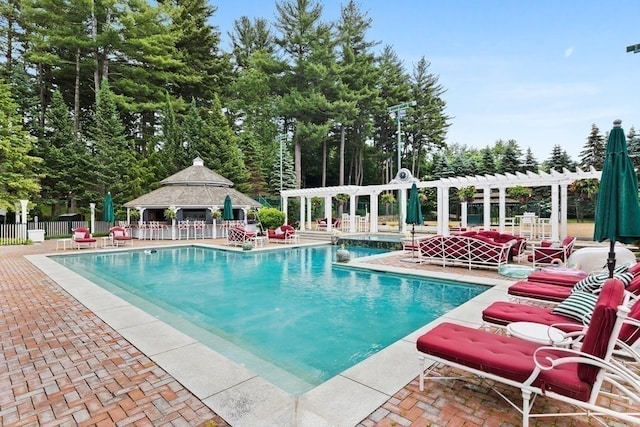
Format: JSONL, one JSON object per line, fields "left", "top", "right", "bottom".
{"left": 406, "top": 57, "right": 450, "bottom": 177}
{"left": 0, "top": 78, "right": 41, "bottom": 211}
{"left": 479, "top": 147, "right": 496, "bottom": 175}
{"left": 545, "top": 144, "right": 574, "bottom": 171}
{"left": 522, "top": 147, "right": 539, "bottom": 172}
{"left": 229, "top": 16, "right": 275, "bottom": 69}
{"left": 499, "top": 144, "right": 521, "bottom": 174}
{"left": 268, "top": 142, "right": 296, "bottom": 194}
{"left": 579, "top": 124, "right": 605, "bottom": 169}
{"left": 627, "top": 126, "right": 640, "bottom": 174}
{"left": 275, "top": 0, "right": 335, "bottom": 188}
{"left": 372, "top": 46, "right": 411, "bottom": 174}
{"left": 84, "top": 82, "right": 137, "bottom": 209}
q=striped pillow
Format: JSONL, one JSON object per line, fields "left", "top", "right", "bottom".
{"left": 572, "top": 271, "right": 634, "bottom": 293}
{"left": 552, "top": 291, "right": 599, "bottom": 324}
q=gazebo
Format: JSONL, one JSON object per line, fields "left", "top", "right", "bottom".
{"left": 124, "top": 158, "right": 260, "bottom": 237}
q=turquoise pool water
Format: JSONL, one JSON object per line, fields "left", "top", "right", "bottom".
{"left": 52, "top": 245, "right": 488, "bottom": 395}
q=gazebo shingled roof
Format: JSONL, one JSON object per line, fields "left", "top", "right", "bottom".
{"left": 124, "top": 158, "right": 260, "bottom": 210}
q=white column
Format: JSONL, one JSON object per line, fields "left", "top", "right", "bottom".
{"left": 348, "top": 195, "right": 356, "bottom": 232}
{"left": 282, "top": 197, "right": 288, "bottom": 225}
{"left": 498, "top": 187, "right": 506, "bottom": 232}
{"left": 550, "top": 184, "right": 559, "bottom": 241}
{"left": 461, "top": 201, "right": 468, "bottom": 228}
{"left": 399, "top": 187, "right": 408, "bottom": 233}
{"left": 20, "top": 199, "right": 28, "bottom": 224}
{"left": 436, "top": 186, "right": 444, "bottom": 235}
{"left": 90, "top": 203, "right": 96, "bottom": 234}
{"left": 306, "top": 197, "right": 312, "bottom": 230}
{"left": 560, "top": 184, "right": 568, "bottom": 239}
{"left": 483, "top": 188, "right": 491, "bottom": 230}
{"left": 171, "top": 206, "right": 178, "bottom": 240}
{"left": 19, "top": 199, "right": 28, "bottom": 240}
{"left": 442, "top": 187, "right": 450, "bottom": 235}
{"left": 324, "top": 195, "right": 332, "bottom": 232}
{"left": 299, "top": 196, "right": 305, "bottom": 231}
{"left": 370, "top": 192, "right": 379, "bottom": 233}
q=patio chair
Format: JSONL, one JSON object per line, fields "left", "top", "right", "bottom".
{"left": 109, "top": 226, "right": 133, "bottom": 246}
{"left": 508, "top": 266, "right": 639, "bottom": 304}
{"left": 483, "top": 280, "right": 640, "bottom": 365}
{"left": 417, "top": 278, "right": 640, "bottom": 426}
{"left": 71, "top": 227, "right": 97, "bottom": 249}
{"left": 227, "top": 226, "right": 255, "bottom": 247}
{"left": 528, "top": 236, "right": 577, "bottom": 267}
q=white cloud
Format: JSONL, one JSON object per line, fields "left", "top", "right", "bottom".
{"left": 565, "top": 46, "right": 574, "bottom": 57}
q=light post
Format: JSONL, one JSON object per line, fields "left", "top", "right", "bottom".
{"left": 276, "top": 134, "right": 287, "bottom": 208}
{"left": 387, "top": 101, "right": 417, "bottom": 172}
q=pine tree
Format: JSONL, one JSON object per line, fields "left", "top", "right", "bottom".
{"left": 499, "top": 145, "right": 521, "bottom": 174}
{"left": 268, "top": 143, "right": 296, "bottom": 194}
{"left": 522, "top": 148, "right": 539, "bottom": 172}
{"left": 579, "top": 124, "right": 605, "bottom": 169}
{"left": 480, "top": 147, "right": 496, "bottom": 175}
{"left": 84, "top": 82, "right": 137, "bottom": 208}
{"left": 406, "top": 57, "right": 450, "bottom": 177}
{"left": 0, "top": 78, "right": 41, "bottom": 211}
{"left": 545, "top": 144, "right": 574, "bottom": 172}
{"left": 627, "top": 126, "right": 640, "bottom": 172}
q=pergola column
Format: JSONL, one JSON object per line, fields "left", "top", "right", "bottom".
{"left": 483, "top": 188, "right": 491, "bottom": 230}
{"left": 282, "top": 197, "right": 288, "bottom": 225}
{"left": 498, "top": 187, "right": 506, "bottom": 232}
{"left": 560, "top": 183, "right": 568, "bottom": 239}
{"left": 349, "top": 195, "right": 357, "bottom": 232}
{"left": 370, "top": 191, "right": 379, "bottom": 233}
{"left": 461, "top": 201, "right": 468, "bottom": 229}
{"left": 550, "top": 184, "right": 559, "bottom": 241}
{"left": 90, "top": 203, "right": 96, "bottom": 234}
{"left": 398, "top": 187, "right": 408, "bottom": 233}
{"left": 324, "top": 195, "right": 332, "bottom": 232}
{"left": 299, "top": 196, "right": 306, "bottom": 231}
{"left": 306, "top": 197, "right": 312, "bottom": 230}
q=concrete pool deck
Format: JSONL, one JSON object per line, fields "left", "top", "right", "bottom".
{"left": 1, "top": 238, "right": 627, "bottom": 426}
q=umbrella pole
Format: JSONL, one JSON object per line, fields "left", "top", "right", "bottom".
{"left": 411, "top": 224, "right": 415, "bottom": 259}
{"left": 607, "top": 240, "right": 616, "bottom": 279}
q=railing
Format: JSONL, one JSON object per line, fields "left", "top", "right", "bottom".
{"left": 0, "top": 220, "right": 115, "bottom": 244}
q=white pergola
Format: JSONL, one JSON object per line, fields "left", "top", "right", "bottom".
{"left": 281, "top": 167, "right": 601, "bottom": 241}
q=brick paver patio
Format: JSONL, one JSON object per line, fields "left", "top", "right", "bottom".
{"left": 0, "top": 240, "right": 630, "bottom": 426}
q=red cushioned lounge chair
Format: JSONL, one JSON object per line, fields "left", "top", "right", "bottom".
{"left": 508, "top": 269, "right": 640, "bottom": 304}
{"left": 71, "top": 227, "right": 97, "bottom": 249}
{"left": 417, "top": 278, "right": 640, "bottom": 426}
{"left": 109, "top": 226, "right": 133, "bottom": 246}
{"left": 482, "top": 286, "right": 640, "bottom": 365}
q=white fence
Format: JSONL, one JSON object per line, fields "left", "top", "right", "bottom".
{"left": 0, "top": 221, "right": 114, "bottom": 245}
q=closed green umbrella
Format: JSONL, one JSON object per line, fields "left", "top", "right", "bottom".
{"left": 222, "top": 195, "right": 234, "bottom": 221}
{"left": 406, "top": 183, "right": 424, "bottom": 258}
{"left": 593, "top": 119, "right": 640, "bottom": 277}
{"left": 103, "top": 192, "right": 114, "bottom": 225}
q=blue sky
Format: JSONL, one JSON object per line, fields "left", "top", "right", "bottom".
{"left": 211, "top": 1, "right": 640, "bottom": 163}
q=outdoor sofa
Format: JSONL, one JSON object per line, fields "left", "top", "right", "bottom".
{"left": 267, "top": 224, "right": 296, "bottom": 243}
{"left": 417, "top": 233, "right": 514, "bottom": 269}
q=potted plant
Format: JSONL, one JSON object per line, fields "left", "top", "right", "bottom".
{"left": 508, "top": 186, "right": 531, "bottom": 203}
{"left": 129, "top": 210, "right": 141, "bottom": 221}
{"left": 458, "top": 186, "right": 476, "bottom": 203}
{"left": 211, "top": 210, "right": 222, "bottom": 220}
{"left": 163, "top": 208, "right": 177, "bottom": 220}
{"left": 246, "top": 210, "right": 257, "bottom": 224}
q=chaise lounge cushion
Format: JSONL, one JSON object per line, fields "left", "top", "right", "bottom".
{"left": 482, "top": 301, "right": 582, "bottom": 331}
{"left": 417, "top": 322, "right": 592, "bottom": 401}
{"left": 527, "top": 268, "right": 588, "bottom": 286}
{"left": 508, "top": 280, "right": 572, "bottom": 302}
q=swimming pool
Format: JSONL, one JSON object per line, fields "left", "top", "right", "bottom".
{"left": 52, "top": 245, "right": 488, "bottom": 395}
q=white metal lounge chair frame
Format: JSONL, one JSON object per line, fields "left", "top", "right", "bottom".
{"left": 418, "top": 304, "right": 640, "bottom": 426}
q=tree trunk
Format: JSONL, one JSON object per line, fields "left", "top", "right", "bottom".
{"left": 322, "top": 140, "right": 326, "bottom": 187}
{"left": 295, "top": 138, "right": 301, "bottom": 189}
{"left": 74, "top": 48, "right": 80, "bottom": 138}
{"left": 339, "top": 124, "right": 345, "bottom": 186}
{"left": 92, "top": 1, "right": 100, "bottom": 96}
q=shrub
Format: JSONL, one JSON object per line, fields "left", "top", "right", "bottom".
{"left": 258, "top": 207, "right": 285, "bottom": 230}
